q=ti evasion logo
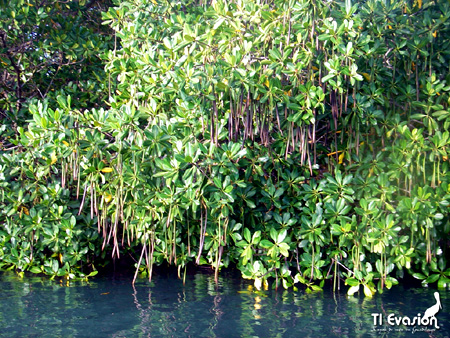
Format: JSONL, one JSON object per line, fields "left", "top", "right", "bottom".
{"left": 372, "top": 292, "right": 442, "bottom": 332}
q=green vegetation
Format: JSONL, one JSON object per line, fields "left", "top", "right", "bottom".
{"left": 1, "top": 0, "right": 450, "bottom": 296}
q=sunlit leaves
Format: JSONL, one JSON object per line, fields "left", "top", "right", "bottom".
{"left": 2, "top": 0, "right": 450, "bottom": 294}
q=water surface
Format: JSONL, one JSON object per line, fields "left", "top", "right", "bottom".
{"left": 0, "top": 270, "right": 449, "bottom": 337}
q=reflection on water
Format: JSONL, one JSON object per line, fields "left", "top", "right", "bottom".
{"left": 0, "top": 270, "right": 449, "bottom": 338}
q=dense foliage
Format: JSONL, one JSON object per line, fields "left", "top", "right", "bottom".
{"left": 1, "top": 0, "right": 450, "bottom": 296}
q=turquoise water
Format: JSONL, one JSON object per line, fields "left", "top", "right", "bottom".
{"left": 0, "top": 270, "right": 449, "bottom": 338}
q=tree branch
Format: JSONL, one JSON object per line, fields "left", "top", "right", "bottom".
{"left": 0, "top": 29, "right": 23, "bottom": 111}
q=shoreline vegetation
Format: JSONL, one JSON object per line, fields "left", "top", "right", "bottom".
{"left": 1, "top": 0, "right": 450, "bottom": 296}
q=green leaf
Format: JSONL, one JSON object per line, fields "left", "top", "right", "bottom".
{"left": 213, "top": 17, "right": 225, "bottom": 30}
{"left": 213, "top": 177, "right": 222, "bottom": 188}
{"left": 243, "top": 228, "right": 251, "bottom": 243}
{"left": 412, "top": 273, "right": 427, "bottom": 280}
{"left": 354, "top": 269, "right": 363, "bottom": 281}
{"left": 322, "top": 73, "right": 335, "bottom": 83}
{"left": 246, "top": 200, "right": 256, "bottom": 208}
{"left": 259, "top": 239, "right": 273, "bottom": 249}
{"left": 51, "top": 259, "right": 59, "bottom": 273}
{"left": 347, "top": 285, "right": 360, "bottom": 296}
{"left": 345, "top": 278, "right": 360, "bottom": 287}
{"left": 278, "top": 243, "right": 290, "bottom": 257}
{"left": 29, "top": 266, "right": 42, "bottom": 274}
{"left": 437, "top": 277, "right": 450, "bottom": 289}
{"left": 252, "top": 231, "right": 261, "bottom": 244}
{"left": 310, "top": 284, "right": 323, "bottom": 292}
{"left": 425, "top": 274, "right": 440, "bottom": 284}
{"left": 375, "top": 259, "right": 383, "bottom": 274}
{"left": 385, "top": 277, "right": 398, "bottom": 289}
{"left": 87, "top": 271, "right": 98, "bottom": 277}
{"left": 363, "top": 284, "right": 374, "bottom": 298}
{"left": 277, "top": 229, "right": 287, "bottom": 243}
{"left": 270, "top": 228, "right": 277, "bottom": 242}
